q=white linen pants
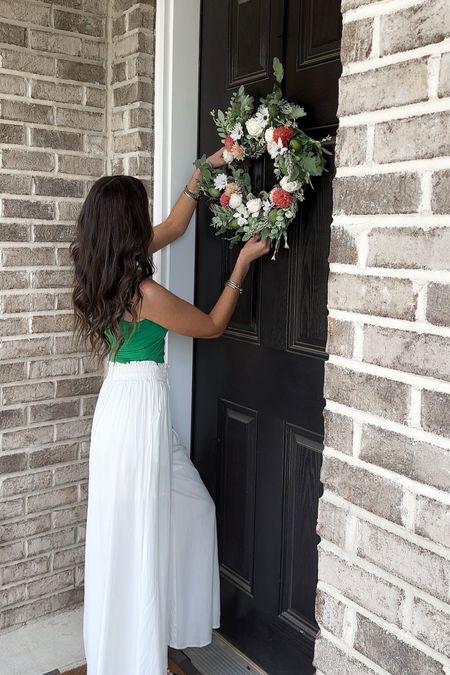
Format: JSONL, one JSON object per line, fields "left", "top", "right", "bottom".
{"left": 83, "top": 359, "right": 221, "bottom": 675}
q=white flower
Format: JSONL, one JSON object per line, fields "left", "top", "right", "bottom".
{"left": 255, "top": 105, "right": 269, "bottom": 128}
{"left": 223, "top": 149, "right": 234, "bottom": 163}
{"left": 234, "top": 204, "right": 248, "bottom": 225}
{"left": 245, "top": 117, "right": 264, "bottom": 137}
{"left": 229, "top": 192, "right": 243, "bottom": 209}
{"left": 246, "top": 197, "right": 262, "bottom": 215}
{"left": 213, "top": 173, "right": 228, "bottom": 190}
{"left": 264, "top": 126, "right": 274, "bottom": 144}
{"left": 280, "top": 176, "right": 300, "bottom": 193}
{"left": 262, "top": 199, "right": 271, "bottom": 215}
{"left": 267, "top": 138, "right": 287, "bottom": 159}
{"left": 230, "top": 122, "right": 243, "bottom": 141}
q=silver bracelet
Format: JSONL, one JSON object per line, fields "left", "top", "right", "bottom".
{"left": 183, "top": 184, "right": 201, "bottom": 202}
{"left": 225, "top": 278, "right": 243, "bottom": 294}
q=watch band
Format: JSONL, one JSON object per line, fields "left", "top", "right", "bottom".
{"left": 183, "top": 184, "right": 201, "bottom": 201}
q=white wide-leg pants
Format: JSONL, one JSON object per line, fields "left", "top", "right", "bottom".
{"left": 82, "top": 359, "right": 221, "bottom": 675}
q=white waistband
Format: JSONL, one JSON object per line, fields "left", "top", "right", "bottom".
{"left": 106, "top": 359, "right": 170, "bottom": 382}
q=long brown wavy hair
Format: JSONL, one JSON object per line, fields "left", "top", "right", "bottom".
{"left": 69, "top": 175, "right": 156, "bottom": 364}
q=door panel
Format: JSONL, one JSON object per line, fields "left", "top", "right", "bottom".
{"left": 218, "top": 399, "right": 258, "bottom": 593}
{"left": 228, "top": 0, "right": 272, "bottom": 86}
{"left": 286, "top": 0, "right": 342, "bottom": 132}
{"left": 192, "top": 2, "right": 342, "bottom": 672}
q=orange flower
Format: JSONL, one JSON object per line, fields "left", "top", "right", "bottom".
{"left": 231, "top": 142, "right": 245, "bottom": 160}
{"left": 270, "top": 187, "right": 293, "bottom": 208}
{"left": 273, "top": 126, "right": 295, "bottom": 146}
{"left": 224, "top": 182, "right": 240, "bottom": 196}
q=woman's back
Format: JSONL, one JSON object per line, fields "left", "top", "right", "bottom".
{"left": 105, "top": 318, "right": 168, "bottom": 363}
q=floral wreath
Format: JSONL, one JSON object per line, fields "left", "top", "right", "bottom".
{"left": 194, "top": 58, "right": 332, "bottom": 260}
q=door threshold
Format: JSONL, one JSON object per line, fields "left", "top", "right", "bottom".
{"left": 172, "top": 630, "right": 268, "bottom": 675}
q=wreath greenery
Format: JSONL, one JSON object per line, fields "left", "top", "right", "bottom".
{"left": 193, "top": 57, "right": 332, "bottom": 260}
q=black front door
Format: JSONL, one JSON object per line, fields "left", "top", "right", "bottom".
{"left": 192, "top": 2, "right": 342, "bottom": 673}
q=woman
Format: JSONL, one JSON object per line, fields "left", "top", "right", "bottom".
{"left": 70, "top": 147, "right": 271, "bottom": 675}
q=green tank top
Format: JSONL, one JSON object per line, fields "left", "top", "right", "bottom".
{"left": 104, "top": 318, "right": 168, "bottom": 363}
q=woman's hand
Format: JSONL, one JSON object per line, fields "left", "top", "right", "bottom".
{"left": 206, "top": 146, "right": 227, "bottom": 168}
{"left": 237, "top": 235, "right": 271, "bottom": 266}
{"left": 187, "top": 146, "right": 226, "bottom": 193}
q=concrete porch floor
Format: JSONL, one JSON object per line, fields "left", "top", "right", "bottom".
{"left": 0, "top": 606, "right": 267, "bottom": 675}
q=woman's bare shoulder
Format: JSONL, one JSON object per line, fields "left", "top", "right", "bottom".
{"left": 137, "top": 277, "right": 168, "bottom": 312}
{"left": 139, "top": 276, "right": 164, "bottom": 300}
{"left": 137, "top": 276, "right": 219, "bottom": 338}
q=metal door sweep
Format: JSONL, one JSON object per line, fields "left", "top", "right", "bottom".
{"left": 183, "top": 631, "right": 268, "bottom": 675}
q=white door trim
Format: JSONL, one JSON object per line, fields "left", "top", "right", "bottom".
{"left": 152, "top": 0, "right": 201, "bottom": 453}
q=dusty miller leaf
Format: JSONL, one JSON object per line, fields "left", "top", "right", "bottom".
{"left": 273, "top": 56, "right": 284, "bottom": 84}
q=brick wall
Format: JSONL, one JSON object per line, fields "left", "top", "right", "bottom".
{"left": 314, "top": 0, "right": 450, "bottom": 673}
{"left": 0, "top": 0, "right": 155, "bottom": 631}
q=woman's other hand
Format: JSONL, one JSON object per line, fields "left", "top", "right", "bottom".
{"left": 238, "top": 235, "right": 271, "bottom": 266}
{"left": 206, "top": 146, "right": 227, "bottom": 168}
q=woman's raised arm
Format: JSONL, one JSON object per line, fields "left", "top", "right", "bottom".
{"left": 148, "top": 147, "right": 226, "bottom": 254}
